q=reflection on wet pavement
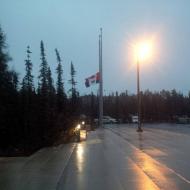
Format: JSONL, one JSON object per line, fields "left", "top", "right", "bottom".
{"left": 132, "top": 150, "right": 178, "bottom": 189}
{"left": 2, "top": 125, "right": 190, "bottom": 190}
{"left": 76, "top": 144, "right": 85, "bottom": 173}
{"left": 109, "top": 125, "right": 190, "bottom": 190}
{"left": 138, "top": 133, "right": 144, "bottom": 150}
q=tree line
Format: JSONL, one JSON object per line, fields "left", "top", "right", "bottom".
{"left": 80, "top": 89, "right": 190, "bottom": 123}
{"left": 0, "top": 26, "right": 80, "bottom": 154}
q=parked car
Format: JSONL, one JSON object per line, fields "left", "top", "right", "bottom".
{"left": 131, "top": 115, "right": 138, "bottom": 123}
{"left": 94, "top": 116, "right": 117, "bottom": 124}
{"left": 103, "top": 116, "right": 117, "bottom": 124}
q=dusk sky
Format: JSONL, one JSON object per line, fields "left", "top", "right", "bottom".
{"left": 1, "top": 0, "right": 190, "bottom": 95}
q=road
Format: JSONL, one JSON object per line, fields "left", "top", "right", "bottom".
{"left": 1, "top": 124, "right": 190, "bottom": 190}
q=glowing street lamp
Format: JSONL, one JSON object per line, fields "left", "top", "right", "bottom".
{"left": 135, "top": 41, "right": 153, "bottom": 132}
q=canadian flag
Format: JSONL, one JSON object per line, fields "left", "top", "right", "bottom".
{"left": 85, "top": 72, "right": 100, "bottom": 87}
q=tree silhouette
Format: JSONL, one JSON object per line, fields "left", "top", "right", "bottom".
{"left": 68, "top": 62, "right": 79, "bottom": 116}
{"left": 68, "top": 61, "right": 77, "bottom": 98}
{"left": 20, "top": 46, "right": 36, "bottom": 147}
{"left": 0, "top": 25, "right": 19, "bottom": 149}
{"left": 38, "top": 40, "right": 48, "bottom": 95}
{"left": 22, "top": 46, "right": 34, "bottom": 92}
{"left": 47, "top": 66, "right": 55, "bottom": 96}
{"left": 55, "top": 48, "right": 66, "bottom": 111}
{"left": 37, "top": 40, "right": 49, "bottom": 145}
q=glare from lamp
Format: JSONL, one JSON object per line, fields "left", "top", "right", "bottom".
{"left": 136, "top": 41, "right": 153, "bottom": 61}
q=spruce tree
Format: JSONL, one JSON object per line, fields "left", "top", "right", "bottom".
{"left": 46, "top": 66, "right": 56, "bottom": 141}
{"left": 55, "top": 48, "right": 65, "bottom": 111}
{"left": 10, "top": 70, "right": 19, "bottom": 91}
{"left": 68, "top": 62, "right": 79, "bottom": 115}
{"left": 0, "top": 26, "right": 12, "bottom": 92}
{"left": 47, "top": 66, "right": 55, "bottom": 95}
{"left": 0, "top": 26, "right": 9, "bottom": 77}
{"left": 0, "top": 25, "right": 19, "bottom": 148}
{"left": 69, "top": 61, "right": 77, "bottom": 99}
{"left": 38, "top": 40, "right": 49, "bottom": 145}
{"left": 20, "top": 46, "right": 35, "bottom": 146}
{"left": 22, "top": 46, "right": 34, "bottom": 92}
{"left": 38, "top": 40, "right": 48, "bottom": 95}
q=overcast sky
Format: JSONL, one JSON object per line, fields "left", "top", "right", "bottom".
{"left": 1, "top": 0, "right": 190, "bottom": 95}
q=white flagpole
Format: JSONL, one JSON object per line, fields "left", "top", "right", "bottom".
{"left": 99, "top": 28, "right": 103, "bottom": 127}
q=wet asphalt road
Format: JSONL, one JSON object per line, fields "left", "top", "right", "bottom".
{"left": 57, "top": 124, "right": 190, "bottom": 190}
{"left": 1, "top": 124, "right": 190, "bottom": 190}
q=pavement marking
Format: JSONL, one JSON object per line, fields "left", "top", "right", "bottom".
{"left": 108, "top": 128, "right": 190, "bottom": 187}
{"left": 127, "top": 157, "right": 161, "bottom": 190}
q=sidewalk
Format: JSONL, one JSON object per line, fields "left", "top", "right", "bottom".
{"left": 0, "top": 143, "right": 75, "bottom": 190}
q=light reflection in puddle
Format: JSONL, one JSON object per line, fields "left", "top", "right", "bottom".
{"left": 76, "top": 143, "right": 85, "bottom": 173}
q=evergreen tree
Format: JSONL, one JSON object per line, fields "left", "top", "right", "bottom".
{"left": 46, "top": 66, "right": 56, "bottom": 141}
{"left": 0, "top": 26, "right": 13, "bottom": 93}
{"left": 47, "top": 66, "right": 55, "bottom": 95}
{"left": 22, "top": 46, "right": 34, "bottom": 92}
{"left": 68, "top": 62, "right": 79, "bottom": 115}
{"left": 0, "top": 26, "right": 10, "bottom": 77}
{"left": 20, "top": 46, "right": 36, "bottom": 146}
{"left": 0, "top": 25, "right": 19, "bottom": 148}
{"left": 37, "top": 40, "right": 49, "bottom": 145}
{"left": 10, "top": 70, "right": 19, "bottom": 91}
{"left": 68, "top": 61, "right": 77, "bottom": 98}
{"left": 47, "top": 66, "right": 56, "bottom": 110}
{"left": 55, "top": 48, "right": 65, "bottom": 111}
{"left": 55, "top": 48, "right": 64, "bottom": 95}
{"left": 38, "top": 40, "right": 48, "bottom": 95}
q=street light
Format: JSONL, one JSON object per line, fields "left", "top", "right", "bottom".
{"left": 135, "top": 41, "right": 153, "bottom": 132}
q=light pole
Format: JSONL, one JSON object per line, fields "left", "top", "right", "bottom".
{"left": 135, "top": 40, "right": 153, "bottom": 132}
{"left": 137, "top": 58, "right": 143, "bottom": 132}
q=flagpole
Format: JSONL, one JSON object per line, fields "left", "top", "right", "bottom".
{"left": 99, "top": 28, "right": 103, "bottom": 128}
